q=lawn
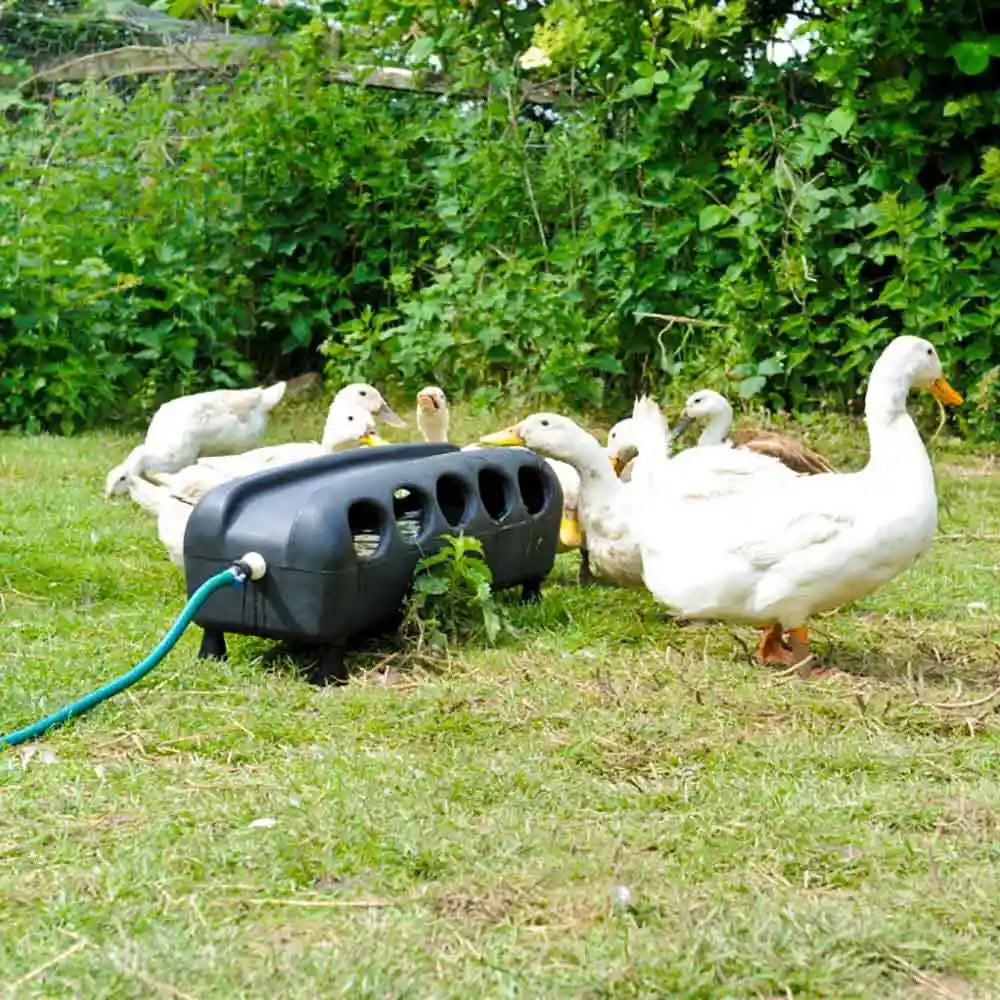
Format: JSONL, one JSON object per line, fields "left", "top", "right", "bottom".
{"left": 2, "top": 394, "right": 999, "bottom": 999}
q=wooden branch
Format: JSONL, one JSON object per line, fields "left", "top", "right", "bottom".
{"left": 21, "top": 40, "right": 276, "bottom": 89}
{"left": 20, "top": 40, "right": 567, "bottom": 105}
{"left": 634, "top": 311, "right": 733, "bottom": 329}
{"left": 328, "top": 63, "right": 564, "bottom": 104}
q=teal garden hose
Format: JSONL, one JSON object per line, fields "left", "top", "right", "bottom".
{"left": 1, "top": 553, "right": 266, "bottom": 748}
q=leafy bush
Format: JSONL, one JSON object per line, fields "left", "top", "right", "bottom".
{"left": 4, "top": 1, "right": 1000, "bottom": 434}
{"left": 401, "top": 534, "right": 509, "bottom": 658}
{"left": 1, "top": 38, "right": 445, "bottom": 431}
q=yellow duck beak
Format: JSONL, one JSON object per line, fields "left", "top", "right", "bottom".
{"left": 480, "top": 427, "right": 526, "bottom": 447}
{"left": 609, "top": 455, "right": 625, "bottom": 476}
{"left": 559, "top": 515, "right": 583, "bottom": 550}
{"left": 927, "top": 376, "right": 963, "bottom": 406}
{"left": 360, "top": 433, "right": 388, "bottom": 447}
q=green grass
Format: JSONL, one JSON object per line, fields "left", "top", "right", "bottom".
{"left": 2, "top": 396, "right": 999, "bottom": 999}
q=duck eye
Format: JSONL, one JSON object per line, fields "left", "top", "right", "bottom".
{"left": 926, "top": 347, "right": 933, "bottom": 356}
{"left": 359, "top": 389, "right": 367, "bottom": 396}
{"left": 540, "top": 419, "right": 549, "bottom": 427}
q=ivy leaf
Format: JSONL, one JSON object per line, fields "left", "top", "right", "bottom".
{"left": 825, "top": 107, "right": 855, "bottom": 138}
{"left": 630, "top": 76, "right": 655, "bottom": 97}
{"left": 409, "top": 36, "right": 437, "bottom": 64}
{"left": 633, "top": 60, "right": 655, "bottom": 77}
{"left": 949, "top": 41, "right": 991, "bottom": 76}
{"left": 698, "top": 205, "right": 729, "bottom": 230}
{"left": 592, "top": 352, "right": 625, "bottom": 373}
{"left": 288, "top": 315, "right": 311, "bottom": 347}
{"left": 756, "top": 357, "right": 784, "bottom": 376}
{"left": 738, "top": 375, "right": 766, "bottom": 398}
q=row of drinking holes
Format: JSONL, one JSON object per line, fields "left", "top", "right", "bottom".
{"left": 348, "top": 466, "right": 548, "bottom": 558}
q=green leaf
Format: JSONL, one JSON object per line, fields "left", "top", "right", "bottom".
{"left": 167, "top": 0, "right": 202, "bottom": 16}
{"left": 824, "top": 107, "right": 855, "bottom": 138}
{"left": 738, "top": 375, "right": 766, "bottom": 398}
{"left": 592, "top": 352, "right": 625, "bottom": 374}
{"left": 289, "top": 315, "right": 311, "bottom": 347}
{"left": 409, "top": 36, "right": 437, "bottom": 64}
{"left": 949, "top": 41, "right": 991, "bottom": 75}
{"left": 756, "top": 357, "right": 783, "bottom": 377}
{"left": 630, "top": 76, "right": 655, "bottom": 97}
{"left": 634, "top": 61, "right": 655, "bottom": 77}
{"left": 414, "top": 575, "right": 450, "bottom": 596}
{"left": 652, "top": 69, "right": 671, "bottom": 85}
{"left": 698, "top": 205, "right": 729, "bottom": 230}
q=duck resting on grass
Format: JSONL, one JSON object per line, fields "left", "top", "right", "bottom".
{"left": 417, "top": 385, "right": 591, "bottom": 584}
{"left": 672, "top": 388, "right": 836, "bottom": 475}
{"left": 627, "top": 335, "right": 962, "bottom": 667}
{"left": 127, "top": 406, "right": 382, "bottom": 566}
{"left": 105, "top": 381, "right": 287, "bottom": 496}
{"left": 145, "top": 403, "right": 385, "bottom": 503}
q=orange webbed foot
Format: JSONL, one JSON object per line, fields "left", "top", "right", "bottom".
{"left": 755, "top": 623, "right": 813, "bottom": 668}
{"left": 756, "top": 624, "right": 798, "bottom": 665}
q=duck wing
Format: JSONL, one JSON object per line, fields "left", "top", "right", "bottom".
{"left": 732, "top": 427, "right": 837, "bottom": 475}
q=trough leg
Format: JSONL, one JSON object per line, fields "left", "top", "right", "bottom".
{"left": 198, "top": 628, "right": 228, "bottom": 661}
{"left": 521, "top": 579, "right": 543, "bottom": 604}
{"left": 317, "top": 645, "right": 349, "bottom": 686}
{"left": 578, "top": 548, "right": 593, "bottom": 587}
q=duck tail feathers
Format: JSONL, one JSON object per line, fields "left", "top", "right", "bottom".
{"left": 630, "top": 395, "right": 669, "bottom": 455}
{"left": 261, "top": 381, "right": 287, "bottom": 411}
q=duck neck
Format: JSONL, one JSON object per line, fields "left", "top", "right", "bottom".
{"left": 418, "top": 413, "right": 449, "bottom": 444}
{"left": 127, "top": 475, "right": 165, "bottom": 515}
{"left": 863, "top": 369, "right": 933, "bottom": 488}
{"left": 127, "top": 445, "right": 152, "bottom": 477}
{"left": 697, "top": 406, "right": 732, "bottom": 447}
{"left": 563, "top": 435, "right": 620, "bottom": 492}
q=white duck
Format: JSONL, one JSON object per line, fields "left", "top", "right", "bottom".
{"left": 607, "top": 411, "right": 801, "bottom": 495}
{"left": 482, "top": 414, "right": 640, "bottom": 586}
{"left": 125, "top": 477, "right": 197, "bottom": 567}
{"left": 418, "top": 385, "right": 588, "bottom": 575}
{"left": 415, "top": 385, "right": 451, "bottom": 443}
{"left": 606, "top": 417, "right": 640, "bottom": 481}
{"left": 146, "top": 403, "right": 384, "bottom": 505}
{"left": 484, "top": 408, "right": 806, "bottom": 586}
{"left": 322, "top": 382, "right": 404, "bottom": 450}
{"left": 128, "top": 404, "right": 384, "bottom": 566}
{"left": 630, "top": 336, "right": 962, "bottom": 665}
{"left": 673, "top": 388, "right": 836, "bottom": 475}
{"left": 105, "top": 381, "right": 287, "bottom": 496}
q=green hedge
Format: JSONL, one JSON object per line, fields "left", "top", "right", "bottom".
{"left": 2, "top": 1, "right": 999, "bottom": 434}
